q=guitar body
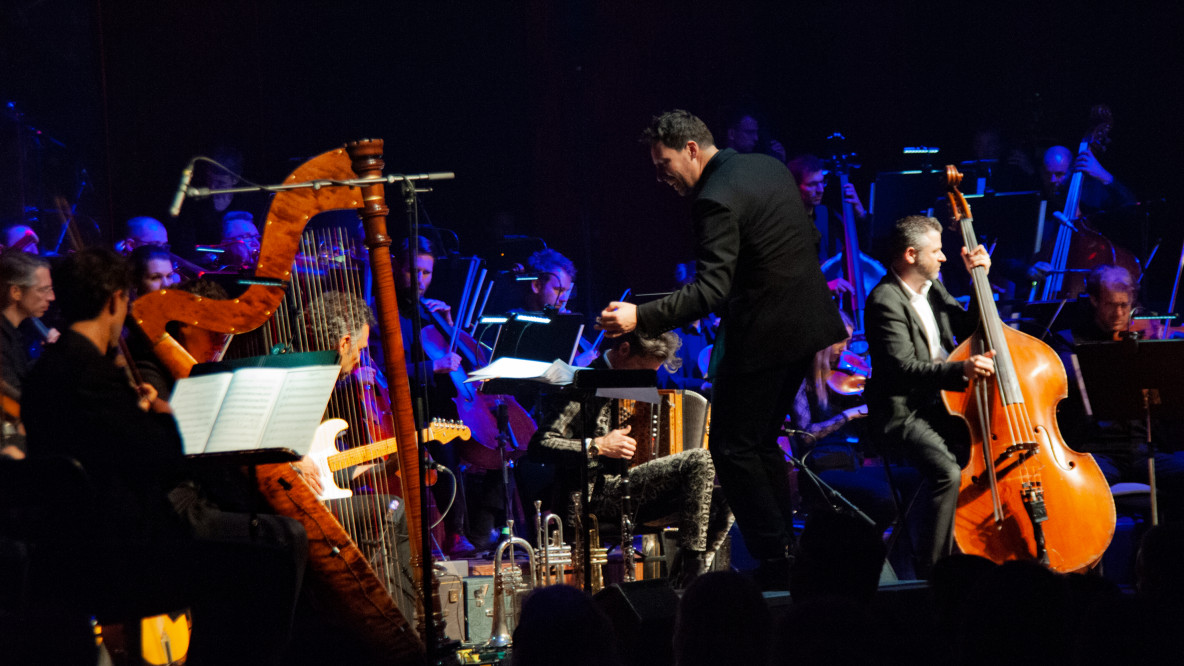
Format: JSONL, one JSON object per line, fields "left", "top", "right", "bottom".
{"left": 307, "top": 418, "right": 354, "bottom": 501}
{"left": 256, "top": 462, "right": 424, "bottom": 664}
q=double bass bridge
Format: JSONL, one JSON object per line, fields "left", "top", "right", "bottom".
{"left": 972, "top": 442, "right": 1040, "bottom": 487}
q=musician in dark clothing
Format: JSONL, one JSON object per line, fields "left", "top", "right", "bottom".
{"left": 599, "top": 110, "right": 846, "bottom": 588}
{"left": 1033, "top": 145, "right": 1139, "bottom": 268}
{"left": 0, "top": 249, "right": 55, "bottom": 459}
{"left": 1053, "top": 265, "right": 1184, "bottom": 521}
{"left": 23, "top": 248, "right": 307, "bottom": 666}
{"left": 786, "top": 154, "right": 870, "bottom": 264}
{"left": 864, "top": 215, "right": 995, "bottom": 578}
{"left": 528, "top": 331, "right": 731, "bottom": 588}
{"left": 391, "top": 236, "right": 479, "bottom": 556}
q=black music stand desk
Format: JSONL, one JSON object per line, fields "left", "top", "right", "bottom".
{"left": 1073, "top": 339, "right": 1184, "bottom": 524}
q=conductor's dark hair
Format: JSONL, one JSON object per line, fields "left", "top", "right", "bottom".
{"left": 889, "top": 215, "right": 942, "bottom": 260}
{"left": 53, "top": 247, "right": 132, "bottom": 324}
{"left": 641, "top": 109, "right": 716, "bottom": 150}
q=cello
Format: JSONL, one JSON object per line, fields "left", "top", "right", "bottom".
{"left": 942, "top": 165, "right": 1115, "bottom": 572}
{"left": 417, "top": 302, "right": 536, "bottom": 470}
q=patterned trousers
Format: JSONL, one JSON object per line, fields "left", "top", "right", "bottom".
{"left": 592, "top": 448, "right": 731, "bottom": 553}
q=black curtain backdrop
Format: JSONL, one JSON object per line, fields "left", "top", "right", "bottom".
{"left": 4, "top": 0, "right": 1183, "bottom": 312}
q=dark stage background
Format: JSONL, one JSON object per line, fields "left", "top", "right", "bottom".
{"left": 4, "top": 1, "right": 1183, "bottom": 315}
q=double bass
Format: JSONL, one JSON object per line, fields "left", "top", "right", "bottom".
{"left": 942, "top": 165, "right": 1115, "bottom": 572}
{"left": 820, "top": 153, "right": 887, "bottom": 345}
{"left": 1037, "top": 105, "right": 1140, "bottom": 300}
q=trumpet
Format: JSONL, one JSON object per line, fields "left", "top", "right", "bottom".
{"left": 570, "top": 491, "right": 608, "bottom": 593}
{"left": 486, "top": 520, "right": 538, "bottom": 649}
{"left": 534, "top": 501, "right": 572, "bottom": 586}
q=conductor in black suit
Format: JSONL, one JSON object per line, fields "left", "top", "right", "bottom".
{"left": 864, "top": 215, "right": 995, "bottom": 577}
{"left": 598, "top": 109, "right": 846, "bottom": 586}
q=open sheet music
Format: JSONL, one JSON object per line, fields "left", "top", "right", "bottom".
{"left": 169, "top": 365, "right": 342, "bottom": 456}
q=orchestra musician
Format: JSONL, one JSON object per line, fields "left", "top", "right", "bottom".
{"left": 863, "top": 215, "right": 995, "bottom": 578}
{"left": 21, "top": 247, "right": 308, "bottom": 665}
{"left": 130, "top": 244, "right": 177, "bottom": 300}
{"left": 786, "top": 154, "right": 868, "bottom": 264}
{"left": 522, "top": 248, "right": 575, "bottom": 313}
{"left": 219, "top": 211, "right": 262, "bottom": 270}
{"left": 1053, "top": 265, "right": 1184, "bottom": 520}
{"left": 599, "top": 109, "right": 847, "bottom": 589}
{"left": 0, "top": 223, "right": 41, "bottom": 254}
{"left": 0, "top": 250, "right": 55, "bottom": 460}
{"left": 528, "top": 331, "right": 731, "bottom": 588}
{"left": 392, "top": 235, "right": 477, "bottom": 557}
{"left": 116, "top": 215, "right": 170, "bottom": 254}
{"left": 1030, "top": 144, "right": 1139, "bottom": 276}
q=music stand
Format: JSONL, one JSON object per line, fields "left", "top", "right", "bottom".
{"left": 489, "top": 312, "right": 586, "bottom": 365}
{"left": 1073, "top": 339, "right": 1184, "bottom": 525}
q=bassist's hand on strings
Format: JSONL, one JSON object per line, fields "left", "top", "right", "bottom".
{"left": 828, "top": 278, "right": 854, "bottom": 297}
{"left": 963, "top": 350, "right": 996, "bottom": 381}
{"left": 1074, "top": 148, "right": 1114, "bottom": 186}
{"left": 596, "top": 425, "right": 636, "bottom": 460}
{"left": 961, "top": 244, "right": 991, "bottom": 275}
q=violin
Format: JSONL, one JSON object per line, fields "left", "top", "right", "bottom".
{"left": 826, "top": 350, "right": 869, "bottom": 396}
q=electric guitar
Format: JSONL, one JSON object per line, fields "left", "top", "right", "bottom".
{"left": 308, "top": 418, "right": 470, "bottom": 500}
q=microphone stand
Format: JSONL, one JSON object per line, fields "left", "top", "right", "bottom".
{"left": 783, "top": 430, "right": 875, "bottom": 527}
{"left": 401, "top": 175, "right": 459, "bottom": 662}
{"left": 183, "top": 172, "right": 455, "bottom": 201}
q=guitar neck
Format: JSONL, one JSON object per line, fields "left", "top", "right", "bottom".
{"left": 327, "top": 435, "right": 398, "bottom": 472}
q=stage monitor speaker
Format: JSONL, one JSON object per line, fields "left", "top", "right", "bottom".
{"left": 593, "top": 579, "right": 679, "bottom": 666}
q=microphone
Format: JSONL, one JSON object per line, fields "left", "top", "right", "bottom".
{"left": 168, "top": 162, "right": 196, "bottom": 217}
